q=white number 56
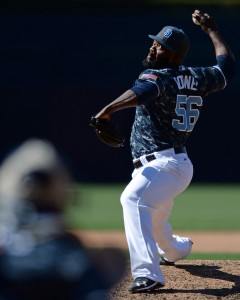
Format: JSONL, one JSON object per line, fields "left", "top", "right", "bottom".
{"left": 172, "top": 95, "right": 203, "bottom": 132}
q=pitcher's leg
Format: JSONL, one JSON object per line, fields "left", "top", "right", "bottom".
{"left": 152, "top": 160, "right": 193, "bottom": 263}
{"left": 155, "top": 220, "right": 193, "bottom": 262}
{"left": 120, "top": 162, "right": 184, "bottom": 283}
{"left": 120, "top": 171, "right": 165, "bottom": 283}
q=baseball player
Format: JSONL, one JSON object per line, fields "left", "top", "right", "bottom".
{"left": 0, "top": 139, "right": 118, "bottom": 300}
{"left": 94, "top": 10, "right": 236, "bottom": 292}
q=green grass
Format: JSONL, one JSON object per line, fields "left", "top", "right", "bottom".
{"left": 169, "top": 184, "right": 240, "bottom": 231}
{"left": 65, "top": 183, "right": 124, "bottom": 230}
{"left": 187, "top": 253, "right": 240, "bottom": 260}
{"left": 65, "top": 183, "right": 240, "bottom": 231}
{"left": 89, "top": 250, "right": 240, "bottom": 261}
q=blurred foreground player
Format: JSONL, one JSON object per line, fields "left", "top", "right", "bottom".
{"left": 0, "top": 139, "right": 124, "bottom": 300}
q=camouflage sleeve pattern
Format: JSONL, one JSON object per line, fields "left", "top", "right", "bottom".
{"left": 189, "top": 65, "right": 226, "bottom": 97}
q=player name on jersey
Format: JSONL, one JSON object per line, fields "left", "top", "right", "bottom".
{"left": 174, "top": 75, "right": 198, "bottom": 91}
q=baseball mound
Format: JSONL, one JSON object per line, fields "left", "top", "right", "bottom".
{"left": 108, "top": 260, "right": 240, "bottom": 299}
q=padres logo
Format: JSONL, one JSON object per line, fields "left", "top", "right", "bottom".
{"left": 164, "top": 29, "right": 172, "bottom": 38}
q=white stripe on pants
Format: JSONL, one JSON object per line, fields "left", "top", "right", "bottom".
{"left": 120, "top": 150, "right": 193, "bottom": 284}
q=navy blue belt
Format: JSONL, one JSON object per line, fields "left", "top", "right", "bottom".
{"left": 133, "top": 147, "right": 187, "bottom": 169}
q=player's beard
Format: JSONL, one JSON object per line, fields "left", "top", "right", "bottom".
{"left": 142, "top": 53, "right": 169, "bottom": 69}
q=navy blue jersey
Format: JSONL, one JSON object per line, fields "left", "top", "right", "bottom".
{"left": 130, "top": 64, "right": 226, "bottom": 159}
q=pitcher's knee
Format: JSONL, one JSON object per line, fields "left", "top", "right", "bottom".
{"left": 163, "top": 237, "right": 193, "bottom": 262}
{"left": 120, "top": 190, "right": 129, "bottom": 207}
{"left": 120, "top": 189, "right": 137, "bottom": 207}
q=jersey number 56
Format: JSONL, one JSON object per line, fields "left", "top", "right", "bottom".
{"left": 172, "top": 95, "right": 203, "bottom": 132}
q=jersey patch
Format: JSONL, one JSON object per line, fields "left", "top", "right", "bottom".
{"left": 140, "top": 74, "right": 158, "bottom": 80}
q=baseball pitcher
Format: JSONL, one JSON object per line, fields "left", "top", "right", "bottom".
{"left": 91, "top": 10, "right": 236, "bottom": 293}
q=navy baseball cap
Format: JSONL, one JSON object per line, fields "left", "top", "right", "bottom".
{"left": 149, "top": 26, "right": 190, "bottom": 57}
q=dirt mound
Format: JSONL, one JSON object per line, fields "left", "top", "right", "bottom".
{"left": 108, "top": 260, "right": 240, "bottom": 299}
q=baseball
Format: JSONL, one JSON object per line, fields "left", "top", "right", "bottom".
{"left": 192, "top": 16, "right": 201, "bottom": 25}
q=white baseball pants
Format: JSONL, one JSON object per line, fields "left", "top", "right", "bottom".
{"left": 120, "top": 149, "right": 193, "bottom": 285}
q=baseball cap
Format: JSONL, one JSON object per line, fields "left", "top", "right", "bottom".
{"left": 149, "top": 26, "right": 190, "bottom": 57}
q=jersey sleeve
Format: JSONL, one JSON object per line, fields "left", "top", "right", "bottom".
{"left": 192, "top": 55, "right": 236, "bottom": 97}
{"left": 190, "top": 65, "right": 227, "bottom": 97}
{"left": 216, "top": 55, "right": 236, "bottom": 83}
{"left": 131, "top": 70, "right": 165, "bottom": 105}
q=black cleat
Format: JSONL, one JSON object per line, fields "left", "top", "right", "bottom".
{"left": 128, "top": 277, "right": 164, "bottom": 293}
{"left": 159, "top": 256, "right": 175, "bottom": 266}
